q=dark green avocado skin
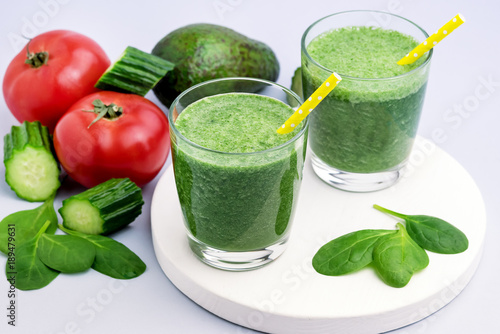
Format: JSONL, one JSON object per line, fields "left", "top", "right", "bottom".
{"left": 151, "top": 23, "right": 280, "bottom": 108}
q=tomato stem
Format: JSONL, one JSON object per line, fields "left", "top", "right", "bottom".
{"left": 24, "top": 39, "right": 49, "bottom": 68}
{"left": 83, "top": 99, "right": 123, "bottom": 128}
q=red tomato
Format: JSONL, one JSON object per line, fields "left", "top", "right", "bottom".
{"left": 3, "top": 30, "right": 110, "bottom": 132}
{"left": 53, "top": 91, "right": 170, "bottom": 188}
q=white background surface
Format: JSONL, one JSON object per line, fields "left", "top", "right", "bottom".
{"left": 0, "top": 0, "right": 498, "bottom": 333}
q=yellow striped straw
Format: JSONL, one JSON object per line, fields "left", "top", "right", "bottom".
{"left": 398, "top": 13, "right": 465, "bottom": 65}
{"left": 277, "top": 72, "right": 342, "bottom": 134}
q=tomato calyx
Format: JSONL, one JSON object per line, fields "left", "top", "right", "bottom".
{"left": 83, "top": 99, "right": 123, "bottom": 128}
{"left": 24, "top": 40, "right": 49, "bottom": 68}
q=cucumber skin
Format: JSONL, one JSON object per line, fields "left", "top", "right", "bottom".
{"left": 4, "top": 121, "right": 54, "bottom": 162}
{"left": 60, "top": 178, "right": 144, "bottom": 235}
{"left": 95, "top": 46, "right": 174, "bottom": 96}
{"left": 3, "top": 121, "right": 60, "bottom": 201}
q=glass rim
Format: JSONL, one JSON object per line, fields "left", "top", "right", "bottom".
{"left": 301, "top": 9, "right": 433, "bottom": 81}
{"left": 168, "top": 77, "right": 308, "bottom": 156}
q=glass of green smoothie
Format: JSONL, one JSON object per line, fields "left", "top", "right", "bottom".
{"left": 168, "top": 78, "right": 308, "bottom": 271}
{"left": 302, "top": 10, "right": 432, "bottom": 192}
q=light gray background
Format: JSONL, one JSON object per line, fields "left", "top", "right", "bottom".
{"left": 0, "top": 0, "right": 498, "bottom": 333}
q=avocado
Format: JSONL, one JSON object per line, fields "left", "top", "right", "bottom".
{"left": 151, "top": 23, "right": 280, "bottom": 108}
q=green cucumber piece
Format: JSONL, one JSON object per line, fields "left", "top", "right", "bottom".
{"left": 59, "top": 178, "right": 144, "bottom": 235}
{"left": 3, "top": 121, "right": 60, "bottom": 202}
{"left": 286, "top": 67, "right": 303, "bottom": 106}
{"left": 95, "top": 46, "right": 175, "bottom": 96}
{"left": 291, "top": 67, "right": 303, "bottom": 100}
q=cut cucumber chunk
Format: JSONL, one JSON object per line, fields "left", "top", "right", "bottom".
{"left": 286, "top": 67, "right": 303, "bottom": 106}
{"left": 95, "top": 46, "right": 175, "bottom": 96}
{"left": 291, "top": 67, "right": 303, "bottom": 100}
{"left": 3, "top": 121, "right": 60, "bottom": 202}
{"left": 59, "top": 178, "right": 144, "bottom": 235}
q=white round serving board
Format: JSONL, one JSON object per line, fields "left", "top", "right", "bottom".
{"left": 151, "top": 137, "right": 486, "bottom": 334}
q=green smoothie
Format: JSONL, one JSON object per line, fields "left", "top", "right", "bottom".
{"left": 302, "top": 26, "right": 430, "bottom": 173}
{"left": 172, "top": 93, "right": 306, "bottom": 251}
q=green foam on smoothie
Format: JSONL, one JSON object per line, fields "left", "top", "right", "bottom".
{"left": 174, "top": 93, "right": 300, "bottom": 153}
{"left": 307, "top": 26, "right": 424, "bottom": 78}
{"left": 304, "top": 26, "right": 430, "bottom": 103}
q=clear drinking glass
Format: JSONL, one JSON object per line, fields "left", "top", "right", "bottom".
{"left": 302, "top": 10, "right": 432, "bottom": 192}
{"left": 168, "top": 78, "right": 308, "bottom": 271}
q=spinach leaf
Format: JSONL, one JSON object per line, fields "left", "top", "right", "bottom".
{"left": 313, "top": 229, "right": 395, "bottom": 276}
{"left": 37, "top": 234, "right": 96, "bottom": 273}
{"left": 59, "top": 225, "right": 146, "bottom": 279}
{"left": 373, "top": 223, "right": 429, "bottom": 288}
{"left": 0, "top": 195, "right": 58, "bottom": 254}
{"left": 373, "top": 204, "right": 469, "bottom": 254}
{"left": 6, "top": 220, "right": 59, "bottom": 291}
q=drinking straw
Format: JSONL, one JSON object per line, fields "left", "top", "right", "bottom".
{"left": 277, "top": 72, "right": 342, "bottom": 134}
{"left": 398, "top": 13, "right": 465, "bottom": 65}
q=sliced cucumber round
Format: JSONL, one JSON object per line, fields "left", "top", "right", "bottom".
{"left": 4, "top": 121, "right": 60, "bottom": 202}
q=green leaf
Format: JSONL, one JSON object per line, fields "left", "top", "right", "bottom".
{"left": 373, "top": 205, "right": 469, "bottom": 254}
{"left": 37, "top": 234, "right": 96, "bottom": 273}
{"left": 6, "top": 220, "right": 59, "bottom": 291}
{"left": 88, "top": 236, "right": 146, "bottom": 279}
{"left": 405, "top": 215, "right": 469, "bottom": 254}
{"left": 373, "top": 223, "right": 429, "bottom": 288}
{"left": 59, "top": 225, "right": 146, "bottom": 279}
{"left": 0, "top": 196, "right": 58, "bottom": 254}
{"left": 313, "top": 229, "right": 395, "bottom": 276}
